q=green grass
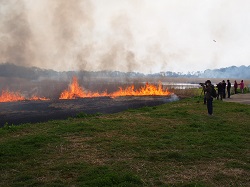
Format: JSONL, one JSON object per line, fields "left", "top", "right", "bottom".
{"left": 0, "top": 97, "right": 250, "bottom": 186}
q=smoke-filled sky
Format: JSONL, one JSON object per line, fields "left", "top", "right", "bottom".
{"left": 1, "top": 0, "right": 250, "bottom": 74}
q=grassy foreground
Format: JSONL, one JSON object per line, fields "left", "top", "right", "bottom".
{"left": 0, "top": 96, "right": 250, "bottom": 186}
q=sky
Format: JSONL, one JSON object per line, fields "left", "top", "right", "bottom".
{"left": 0, "top": 0, "right": 250, "bottom": 74}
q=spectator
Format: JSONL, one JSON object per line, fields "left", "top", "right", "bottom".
{"left": 216, "top": 82, "right": 223, "bottom": 100}
{"left": 202, "top": 80, "right": 213, "bottom": 115}
{"left": 239, "top": 80, "right": 244, "bottom": 93}
{"left": 222, "top": 80, "right": 226, "bottom": 99}
{"left": 227, "top": 80, "right": 231, "bottom": 98}
{"left": 234, "top": 80, "right": 238, "bottom": 94}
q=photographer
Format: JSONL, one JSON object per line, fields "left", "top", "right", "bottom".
{"left": 202, "top": 80, "right": 213, "bottom": 116}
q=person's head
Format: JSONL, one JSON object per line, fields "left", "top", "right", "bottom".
{"left": 206, "top": 80, "right": 211, "bottom": 85}
{"left": 241, "top": 80, "right": 243, "bottom": 82}
{"left": 222, "top": 80, "right": 225, "bottom": 83}
{"left": 227, "top": 79, "right": 230, "bottom": 82}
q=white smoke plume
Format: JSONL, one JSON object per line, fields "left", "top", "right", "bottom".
{"left": 1, "top": 0, "right": 250, "bottom": 74}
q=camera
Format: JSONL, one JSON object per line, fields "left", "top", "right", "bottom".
{"left": 199, "top": 80, "right": 209, "bottom": 87}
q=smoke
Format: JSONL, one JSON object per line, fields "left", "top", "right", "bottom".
{"left": 0, "top": 0, "right": 35, "bottom": 66}
{"left": 0, "top": 0, "right": 176, "bottom": 73}
{"left": 98, "top": 13, "right": 138, "bottom": 72}
{"left": 1, "top": 0, "right": 250, "bottom": 74}
{"left": 51, "top": 0, "right": 94, "bottom": 70}
{"left": 0, "top": 0, "right": 95, "bottom": 71}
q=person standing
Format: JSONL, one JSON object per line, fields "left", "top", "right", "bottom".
{"left": 222, "top": 80, "right": 226, "bottom": 98}
{"left": 216, "top": 82, "right": 223, "bottom": 100}
{"left": 202, "top": 80, "right": 213, "bottom": 115}
{"left": 227, "top": 80, "right": 231, "bottom": 98}
{"left": 234, "top": 80, "right": 238, "bottom": 94}
{"left": 239, "top": 80, "right": 244, "bottom": 93}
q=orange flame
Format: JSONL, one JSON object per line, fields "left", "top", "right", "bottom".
{"left": 0, "top": 77, "right": 171, "bottom": 102}
{"left": 111, "top": 82, "right": 171, "bottom": 97}
{"left": 59, "top": 76, "right": 171, "bottom": 99}
{"left": 0, "top": 90, "right": 25, "bottom": 102}
{"left": 29, "top": 96, "right": 50, "bottom": 101}
{"left": 0, "top": 90, "right": 50, "bottom": 103}
{"left": 59, "top": 77, "right": 108, "bottom": 99}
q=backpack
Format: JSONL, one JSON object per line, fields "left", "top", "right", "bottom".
{"left": 211, "top": 85, "right": 217, "bottom": 98}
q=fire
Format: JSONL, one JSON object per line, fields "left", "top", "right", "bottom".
{"left": 0, "top": 90, "right": 50, "bottom": 103}
{"left": 0, "top": 90, "right": 25, "bottom": 102}
{"left": 111, "top": 82, "right": 171, "bottom": 97}
{"left": 29, "top": 96, "right": 50, "bottom": 101}
{"left": 59, "top": 77, "right": 108, "bottom": 99}
{"left": 59, "top": 76, "right": 171, "bottom": 99}
{"left": 0, "top": 77, "right": 171, "bottom": 102}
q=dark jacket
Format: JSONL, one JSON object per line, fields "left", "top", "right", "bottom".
{"left": 234, "top": 82, "right": 238, "bottom": 88}
{"left": 222, "top": 82, "right": 226, "bottom": 91}
{"left": 227, "top": 82, "right": 231, "bottom": 90}
{"left": 217, "top": 83, "right": 223, "bottom": 93}
{"left": 203, "top": 85, "right": 213, "bottom": 100}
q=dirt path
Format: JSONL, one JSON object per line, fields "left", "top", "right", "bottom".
{"left": 223, "top": 93, "right": 250, "bottom": 105}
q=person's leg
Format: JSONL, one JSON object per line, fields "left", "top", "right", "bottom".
{"left": 207, "top": 98, "right": 213, "bottom": 115}
{"left": 210, "top": 98, "right": 213, "bottom": 115}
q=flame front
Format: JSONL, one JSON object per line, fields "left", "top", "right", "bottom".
{"left": 59, "top": 76, "right": 171, "bottom": 99}
{"left": 0, "top": 90, "right": 49, "bottom": 103}
{"left": 0, "top": 90, "right": 25, "bottom": 102}
{"left": 29, "top": 96, "right": 50, "bottom": 101}
{"left": 111, "top": 82, "right": 171, "bottom": 97}
{"left": 0, "top": 77, "right": 171, "bottom": 102}
{"left": 59, "top": 77, "right": 108, "bottom": 99}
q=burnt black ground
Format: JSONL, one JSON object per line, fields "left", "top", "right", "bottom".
{"left": 0, "top": 95, "right": 178, "bottom": 127}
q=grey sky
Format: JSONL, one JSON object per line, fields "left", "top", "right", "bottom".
{"left": 1, "top": 0, "right": 250, "bottom": 73}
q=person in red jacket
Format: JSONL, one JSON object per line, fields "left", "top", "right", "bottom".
{"left": 239, "top": 80, "right": 244, "bottom": 93}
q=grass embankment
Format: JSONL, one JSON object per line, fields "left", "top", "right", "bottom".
{"left": 0, "top": 96, "right": 250, "bottom": 186}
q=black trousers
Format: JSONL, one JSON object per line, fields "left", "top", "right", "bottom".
{"left": 227, "top": 88, "right": 231, "bottom": 98}
{"left": 222, "top": 89, "right": 226, "bottom": 98}
{"left": 207, "top": 98, "right": 213, "bottom": 115}
{"left": 217, "top": 92, "right": 223, "bottom": 100}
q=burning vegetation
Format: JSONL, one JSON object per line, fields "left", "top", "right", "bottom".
{"left": 0, "top": 90, "right": 49, "bottom": 103}
{"left": 59, "top": 77, "right": 109, "bottom": 99}
{"left": 59, "top": 77, "right": 171, "bottom": 99}
{"left": 0, "top": 76, "right": 172, "bottom": 102}
{"left": 0, "top": 90, "right": 25, "bottom": 103}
